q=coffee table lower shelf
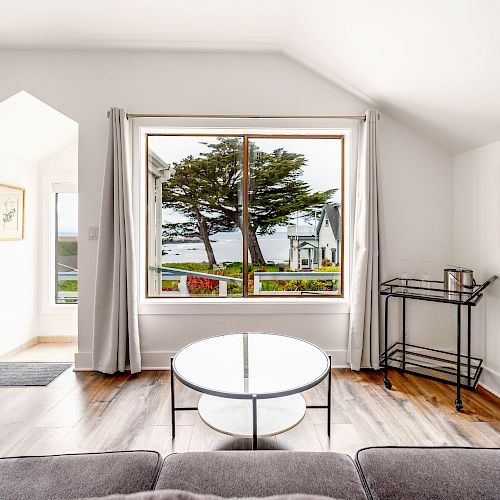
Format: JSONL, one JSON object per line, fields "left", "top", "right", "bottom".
{"left": 198, "top": 394, "right": 306, "bottom": 438}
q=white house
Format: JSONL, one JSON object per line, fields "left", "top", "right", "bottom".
{"left": 288, "top": 203, "right": 341, "bottom": 270}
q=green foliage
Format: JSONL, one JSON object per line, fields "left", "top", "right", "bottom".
{"left": 248, "top": 146, "right": 334, "bottom": 235}
{"left": 58, "top": 280, "right": 78, "bottom": 292}
{"left": 58, "top": 241, "right": 78, "bottom": 256}
{"left": 227, "top": 281, "right": 243, "bottom": 296}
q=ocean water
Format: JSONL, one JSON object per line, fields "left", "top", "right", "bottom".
{"left": 162, "top": 231, "right": 289, "bottom": 264}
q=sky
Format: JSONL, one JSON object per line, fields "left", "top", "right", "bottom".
{"left": 149, "top": 135, "right": 342, "bottom": 228}
{"left": 57, "top": 192, "right": 78, "bottom": 235}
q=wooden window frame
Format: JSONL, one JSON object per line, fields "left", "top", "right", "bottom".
{"left": 145, "top": 133, "right": 345, "bottom": 299}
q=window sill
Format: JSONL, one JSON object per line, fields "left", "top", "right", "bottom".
{"left": 138, "top": 297, "right": 350, "bottom": 315}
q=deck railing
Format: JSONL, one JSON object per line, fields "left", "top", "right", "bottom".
{"left": 150, "top": 266, "right": 243, "bottom": 297}
{"left": 57, "top": 270, "right": 78, "bottom": 302}
{"left": 150, "top": 266, "right": 340, "bottom": 297}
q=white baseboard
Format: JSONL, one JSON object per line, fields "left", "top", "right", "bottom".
{"left": 74, "top": 349, "right": 349, "bottom": 371}
{"left": 0, "top": 336, "right": 39, "bottom": 360}
{"left": 478, "top": 366, "right": 500, "bottom": 398}
{"left": 74, "top": 351, "right": 93, "bottom": 370}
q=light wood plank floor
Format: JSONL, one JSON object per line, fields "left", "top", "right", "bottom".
{"left": 0, "top": 360, "right": 498, "bottom": 458}
{"left": 4, "top": 341, "right": 77, "bottom": 363}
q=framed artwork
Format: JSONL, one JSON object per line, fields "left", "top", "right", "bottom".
{"left": 0, "top": 184, "right": 25, "bottom": 240}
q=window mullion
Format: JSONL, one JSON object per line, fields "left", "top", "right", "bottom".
{"left": 243, "top": 135, "right": 249, "bottom": 297}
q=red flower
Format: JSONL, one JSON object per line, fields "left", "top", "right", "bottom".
{"left": 187, "top": 275, "right": 218, "bottom": 294}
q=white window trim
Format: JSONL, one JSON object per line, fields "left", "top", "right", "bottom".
{"left": 132, "top": 120, "right": 356, "bottom": 315}
{"left": 41, "top": 173, "right": 78, "bottom": 314}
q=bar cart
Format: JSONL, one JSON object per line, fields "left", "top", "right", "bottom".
{"left": 379, "top": 275, "right": 497, "bottom": 411}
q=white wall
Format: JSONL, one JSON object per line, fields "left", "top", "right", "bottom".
{"left": 378, "top": 116, "right": 455, "bottom": 351}
{"left": 0, "top": 50, "right": 454, "bottom": 369}
{"left": 453, "top": 140, "right": 500, "bottom": 395}
{"left": 38, "top": 139, "right": 78, "bottom": 337}
{"left": 0, "top": 153, "right": 39, "bottom": 355}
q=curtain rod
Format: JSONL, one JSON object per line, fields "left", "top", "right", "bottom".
{"left": 107, "top": 111, "right": 366, "bottom": 121}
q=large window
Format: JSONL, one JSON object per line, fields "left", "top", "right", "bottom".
{"left": 146, "top": 133, "right": 344, "bottom": 298}
{"left": 54, "top": 187, "right": 78, "bottom": 304}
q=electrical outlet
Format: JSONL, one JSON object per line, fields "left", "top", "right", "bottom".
{"left": 88, "top": 226, "right": 99, "bottom": 241}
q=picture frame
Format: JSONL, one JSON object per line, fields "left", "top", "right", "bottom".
{"left": 0, "top": 183, "right": 25, "bottom": 240}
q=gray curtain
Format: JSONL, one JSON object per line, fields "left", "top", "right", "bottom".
{"left": 348, "top": 109, "right": 380, "bottom": 370}
{"left": 92, "top": 108, "right": 141, "bottom": 374}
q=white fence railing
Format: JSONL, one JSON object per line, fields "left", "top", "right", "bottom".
{"left": 150, "top": 266, "right": 340, "bottom": 297}
{"left": 150, "top": 266, "right": 243, "bottom": 297}
{"left": 57, "top": 270, "right": 78, "bottom": 302}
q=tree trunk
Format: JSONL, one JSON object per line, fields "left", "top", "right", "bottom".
{"left": 224, "top": 210, "right": 266, "bottom": 266}
{"left": 247, "top": 225, "right": 266, "bottom": 266}
{"left": 194, "top": 210, "right": 217, "bottom": 265}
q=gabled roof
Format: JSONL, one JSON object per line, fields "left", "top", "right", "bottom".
{"left": 298, "top": 241, "right": 317, "bottom": 249}
{"left": 317, "top": 203, "right": 341, "bottom": 241}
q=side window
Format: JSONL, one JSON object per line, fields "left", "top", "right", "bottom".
{"left": 53, "top": 187, "right": 78, "bottom": 304}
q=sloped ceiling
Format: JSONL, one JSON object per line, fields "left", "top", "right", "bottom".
{"left": 1, "top": 0, "right": 499, "bottom": 153}
{"left": 0, "top": 91, "right": 78, "bottom": 162}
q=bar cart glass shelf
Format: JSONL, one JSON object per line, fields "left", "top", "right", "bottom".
{"left": 379, "top": 275, "right": 497, "bottom": 411}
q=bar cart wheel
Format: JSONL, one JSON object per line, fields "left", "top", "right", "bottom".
{"left": 384, "top": 378, "right": 392, "bottom": 390}
{"left": 455, "top": 399, "right": 463, "bottom": 412}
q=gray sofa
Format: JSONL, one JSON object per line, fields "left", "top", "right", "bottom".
{"left": 0, "top": 447, "right": 498, "bottom": 500}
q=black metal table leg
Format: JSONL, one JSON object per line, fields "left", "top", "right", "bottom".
{"left": 171, "top": 357, "right": 176, "bottom": 438}
{"left": 467, "top": 305, "right": 471, "bottom": 387}
{"left": 252, "top": 395, "right": 258, "bottom": 450}
{"left": 402, "top": 297, "right": 406, "bottom": 370}
{"left": 327, "top": 355, "right": 331, "bottom": 437}
{"left": 384, "top": 296, "right": 392, "bottom": 389}
{"left": 455, "top": 306, "right": 463, "bottom": 411}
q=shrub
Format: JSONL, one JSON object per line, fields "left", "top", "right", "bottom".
{"left": 187, "top": 275, "right": 219, "bottom": 295}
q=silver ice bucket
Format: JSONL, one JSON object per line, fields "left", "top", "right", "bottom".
{"left": 444, "top": 268, "right": 475, "bottom": 295}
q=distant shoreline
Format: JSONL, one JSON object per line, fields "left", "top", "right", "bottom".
{"left": 162, "top": 237, "right": 208, "bottom": 244}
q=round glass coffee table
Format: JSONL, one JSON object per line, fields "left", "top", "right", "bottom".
{"left": 170, "top": 333, "right": 331, "bottom": 449}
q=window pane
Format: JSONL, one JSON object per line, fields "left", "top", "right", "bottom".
{"left": 147, "top": 136, "right": 244, "bottom": 297}
{"left": 247, "top": 137, "right": 342, "bottom": 296}
{"left": 55, "top": 192, "right": 78, "bottom": 304}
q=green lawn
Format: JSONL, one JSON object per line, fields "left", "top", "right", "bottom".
{"left": 58, "top": 280, "right": 78, "bottom": 292}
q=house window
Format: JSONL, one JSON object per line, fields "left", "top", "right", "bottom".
{"left": 53, "top": 186, "right": 78, "bottom": 304}
{"left": 146, "top": 133, "right": 344, "bottom": 298}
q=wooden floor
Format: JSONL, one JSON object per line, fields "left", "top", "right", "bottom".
{"left": 3, "top": 341, "right": 76, "bottom": 363}
{"left": 0, "top": 356, "right": 498, "bottom": 458}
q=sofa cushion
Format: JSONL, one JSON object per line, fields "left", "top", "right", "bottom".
{"left": 356, "top": 446, "right": 500, "bottom": 500}
{"left": 0, "top": 450, "right": 162, "bottom": 500}
{"left": 155, "top": 451, "right": 367, "bottom": 499}
{"left": 84, "top": 490, "right": 334, "bottom": 499}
